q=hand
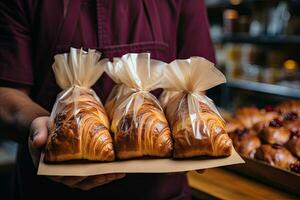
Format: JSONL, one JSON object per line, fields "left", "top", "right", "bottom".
{"left": 28, "top": 116, "right": 126, "bottom": 190}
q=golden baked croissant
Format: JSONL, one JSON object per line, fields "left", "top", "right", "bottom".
{"left": 256, "top": 107, "right": 281, "bottom": 131}
{"left": 110, "top": 94, "right": 173, "bottom": 160}
{"left": 255, "top": 144, "right": 298, "bottom": 170}
{"left": 286, "top": 130, "right": 300, "bottom": 159}
{"left": 225, "top": 117, "right": 244, "bottom": 133}
{"left": 45, "top": 87, "right": 114, "bottom": 162}
{"left": 165, "top": 94, "right": 232, "bottom": 158}
{"left": 229, "top": 128, "right": 261, "bottom": 158}
{"left": 259, "top": 119, "right": 290, "bottom": 145}
{"left": 235, "top": 107, "right": 264, "bottom": 128}
{"left": 275, "top": 100, "right": 300, "bottom": 116}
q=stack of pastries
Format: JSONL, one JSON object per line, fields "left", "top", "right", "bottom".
{"left": 226, "top": 100, "right": 300, "bottom": 173}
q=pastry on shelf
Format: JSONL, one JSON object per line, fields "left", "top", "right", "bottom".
{"left": 255, "top": 144, "right": 298, "bottom": 170}
{"left": 254, "top": 105, "right": 281, "bottom": 131}
{"left": 259, "top": 119, "right": 290, "bottom": 145}
{"left": 275, "top": 100, "right": 300, "bottom": 116}
{"left": 229, "top": 128, "right": 261, "bottom": 158}
{"left": 235, "top": 107, "right": 264, "bottom": 128}
{"left": 225, "top": 117, "right": 244, "bottom": 133}
{"left": 282, "top": 112, "right": 300, "bottom": 132}
{"left": 261, "top": 105, "right": 281, "bottom": 121}
{"left": 286, "top": 130, "right": 300, "bottom": 159}
{"left": 290, "top": 162, "right": 300, "bottom": 174}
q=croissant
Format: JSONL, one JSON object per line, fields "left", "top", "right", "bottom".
{"left": 229, "top": 128, "right": 261, "bottom": 158}
{"left": 165, "top": 95, "right": 232, "bottom": 158}
{"left": 45, "top": 87, "right": 114, "bottom": 162}
{"left": 281, "top": 112, "right": 300, "bottom": 132}
{"left": 235, "top": 107, "right": 264, "bottom": 128}
{"left": 275, "top": 100, "right": 300, "bottom": 116}
{"left": 286, "top": 131, "right": 300, "bottom": 159}
{"left": 255, "top": 144, "right": 298, "bottom": 170}
{"left": 225, "top": 117, "right": 244, "bottom": 133}
{"left": 111, "top": 95, "right": 173, "bottom": 160}
{"left": 259, "top": 109, "right": 281, "bottom": 129}
{"left": 259, "top": 119, "right": 290, "bottom": 145}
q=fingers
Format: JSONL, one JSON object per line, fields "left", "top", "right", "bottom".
{"left": 74, "top": 173, "right": 126, "bottom": 191}
{"left": 49, "top": 176, "right": 87, "bottom": 188}
{"left": 30, "top": 116, "right": 49, "bottom": 148}
{"left": 50, "top": 174, "right": 126, "bottom": 191}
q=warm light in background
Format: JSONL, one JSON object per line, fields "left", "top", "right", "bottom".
{"left": 230, "top": 0, "right": 242, "bottom": 5}
{"left": 284, "top": 59, "right": 298, "bottom": 71}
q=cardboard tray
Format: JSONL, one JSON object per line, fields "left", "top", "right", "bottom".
{"left": 38, "top": 149, "right": 244, "bottom": 176}
{"left": 226, "top": 156, "right": 300, "bottom": 196}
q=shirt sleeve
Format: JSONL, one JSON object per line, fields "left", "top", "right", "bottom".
{"left": 0, "top": 0, "right": 33, "bottom": 85}
{"left": 177, "top": 0, "right": 216, "bottom": 63}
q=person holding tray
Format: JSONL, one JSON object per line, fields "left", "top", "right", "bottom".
{"left": 0, "top": 0, "right": 215, "bottom": 199}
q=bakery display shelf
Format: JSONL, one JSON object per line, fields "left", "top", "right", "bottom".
{"left": 206, "top": 0, "right": 257, "bottom": 9}
{"left": 213, "top": 34, "right": 300, "bottom": 45}
{"left": 226, "top": 79, "right": 300, "bottom": 99}
{"left": 225, "top": 156, "right": 300, "bottom": 196}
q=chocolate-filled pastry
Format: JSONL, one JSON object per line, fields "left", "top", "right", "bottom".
{"left": 253, "top": 110, "right": 282, "bottom": 133}
{"left": 235, "top": 107, "right": 264, "bottom": 128}
{"left": 229, "top": 128, "right": 261, "bottom": 158}
{"left": 45, "top": 87, "right": 114, "bottom": 162}
{"left": 165, "top": 95, "right": 232, "bottom": 158}
{"left": 255, "top": 144, "right": 298, "bottom": 170}
{"left": 111, "top": 95, "right": 173, "bottom": 159}
{"left": 282, "top": 112, "right": 300, "bottom": 133}
{"left": 275, "top": 100, "right": 300, "bottom": 116}
{"left": 290, "top": 162, "right": 300, "bottom": 174}
{"left": 259, "top": 119, "right": 290, "bottom": 145}
{"left": 261, "top": 105, "right": 281, "bottom": 121}
{"left": 286, "top": 130, "right": 300, "bottom": 158}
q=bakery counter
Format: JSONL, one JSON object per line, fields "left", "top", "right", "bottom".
{"left": 187, "top": 169, "right": 298, "bottom": 200}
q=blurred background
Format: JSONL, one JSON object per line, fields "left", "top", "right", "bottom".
{"left": 1, "top": 0, "right": 300, "bottom": 199}
{"left": 207, "top": 0, "right": 300, "bottom": 110}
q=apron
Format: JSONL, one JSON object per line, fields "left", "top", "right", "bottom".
{"left": 13, "top": 1, "right": 190, "bottom": 199}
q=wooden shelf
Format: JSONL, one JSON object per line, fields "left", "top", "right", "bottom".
{"left": 188, "top": 169, "right": 298, "bottom": 200}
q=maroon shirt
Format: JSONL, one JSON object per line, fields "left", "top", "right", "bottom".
{"left": 0, "top": 0, "right": 215, "bottom": 199}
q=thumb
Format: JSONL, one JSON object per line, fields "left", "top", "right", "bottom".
{"left": 30, "top": 116, "right": 49, "bottom": 148}
{"left": 28, "top": 116, "right": 49, "bottom": 168}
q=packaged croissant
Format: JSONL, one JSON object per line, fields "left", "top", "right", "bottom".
{"left": 44, "top": 48, "right": 114, "bottom": 162}
{"left": 104, "top": 53, "right": 173, "bottom": 160}
{"left": 159, "top": 57, "right": 232, "bottom": 158}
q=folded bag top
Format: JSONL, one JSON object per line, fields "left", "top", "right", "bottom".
{"left": 45, "top": 48, "right": 114, "bottom": 162}
{"left": 159, "top": 57, "right": 232, "bottom": 158}
{"left": 104, "top": 53, "right": 173, "bottom": 160}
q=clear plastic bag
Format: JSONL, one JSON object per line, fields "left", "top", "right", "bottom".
{"left": 159, "top": 57, "right": 232, "bottom": 158}
{"left": 104, "top": 53, "right": 173, "bottom": 160}
{"left": 45, "top": 48, "right": 114, "bottom": 162}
